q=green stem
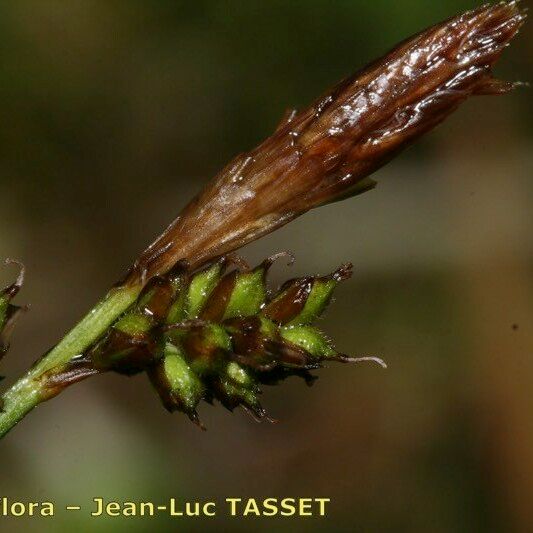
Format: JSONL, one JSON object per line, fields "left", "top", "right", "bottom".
{"left": 0, "top": 284, "right": 141, "bottom": 438}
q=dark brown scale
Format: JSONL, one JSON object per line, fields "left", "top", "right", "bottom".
{"left": 199, "top": 270, "right": 238, "bottom": 322}
{"left": 90, "top": 328, "right": 161, "bottom": 375}
{"left": 262, "top": 278, "right": 313, "bottom": 325}
{"left": 138, "top": 276, "right": 176, "bottom": 322}
{"left": 40, "top": 355, "right": 101, "bottom": 401}
{"left": 180, "top": 326, "right": 226, "bottom": 375}
{"left": 225, "top": 316, "right": 314, "bottom": 371}
{"left": 224, "top": 316, "right": 280, "bottom": 370}
{"left": 272, "top": 340, "right": 318, "bottom": 369}
{"left": 225, "top": 317, "right": 265, "bottom": 358}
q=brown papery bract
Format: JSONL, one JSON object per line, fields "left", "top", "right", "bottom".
{"left": 125, "top": 1, "right": 526, "bottom": 286}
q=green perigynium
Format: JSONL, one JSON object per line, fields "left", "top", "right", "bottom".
{"left": 148, "top": 342, "right": 205, "bottom": 423}
{"left": 60, "top": 255, "right": 385, "bottom": 428}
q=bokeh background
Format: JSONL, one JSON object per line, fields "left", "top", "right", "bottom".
{"left": 0, "top": 1, "right": 531, "bottom": 531}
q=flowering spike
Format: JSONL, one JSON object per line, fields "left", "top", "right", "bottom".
{"left": 71, "top": 255, "right": 385, "bottom": 423}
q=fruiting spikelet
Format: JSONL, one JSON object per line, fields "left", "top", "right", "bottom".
{"left": 80, "top": 254, "right": 385, "bottom": 428}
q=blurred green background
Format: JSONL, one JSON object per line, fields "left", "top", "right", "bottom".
{"left": 0, "top": 1, "right": 531, "bottom": 531}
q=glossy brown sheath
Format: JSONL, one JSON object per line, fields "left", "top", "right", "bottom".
{"left": 126, "top": 1, "right": 526, "bottom": 286}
